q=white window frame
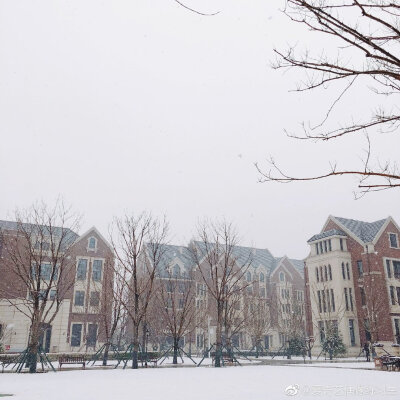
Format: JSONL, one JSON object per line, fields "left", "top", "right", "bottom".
{"left": 87, "top": 236, "right": 98, "bottom": 252}
{"left": 76, "top": 258, "right": 89, "bottom": 281}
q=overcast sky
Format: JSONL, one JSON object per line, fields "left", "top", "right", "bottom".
{"left": 1, "top": 0, "right": 399, "bottom": 259}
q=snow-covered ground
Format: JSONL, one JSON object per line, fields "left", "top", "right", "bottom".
{"left": 295, "top": 361, "right": 375, "bottom": 369}
{"left": 1, "top": 355, "right": 258, "bottom": 372}
{"left": 1, "top": 363, "right": 399, "bottom": 400}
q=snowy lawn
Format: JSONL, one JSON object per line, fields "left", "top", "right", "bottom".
{"left": 295, "top": 361, "right": 375, "bottom": 369}
{"left": 1, "top": 364, "right": 399, "bottom": 400}
{"left": 1, "top": 356, "right": 257, "bottom": 372}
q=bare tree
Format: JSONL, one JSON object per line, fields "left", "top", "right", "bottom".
{"left": 257, "top": 1, "right": 400, "bottom": 194}
{"left": 245, "top": 288, "right": 272, "bottom": 356}
{"left": 154, "top": 267, "right": 196, "bottom": 364}
{"left": 0, "top": 201, "right": 80, "bottom": 372}
{"left": 115, "top": 305, "right": 129, "bottom": 350}
{"left": 359, "top": 250, "right": 390, "bottom": 344}
{"left": 189, "top": 220, "right": 252, "bottom": 367}
{"left": 95, "top": 257, "right": 127, "bottom": 366}
{"left": 192, "top": 282, "right": 210, "bottom": 356}
{"left": 110, "top": 213, "right": 169, "bottom": 369}
{"left": 275, "top": 281, "right": 306, "bottom": 358}
{"left": 222, "top": 284, "right": 245, "bottom": 353}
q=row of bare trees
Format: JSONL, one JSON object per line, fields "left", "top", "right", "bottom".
{"left": 108, "top": 217, "right": 272, "bottom": 368}
{"left": 0, "top": 201, "right": 307, "bottom": 372}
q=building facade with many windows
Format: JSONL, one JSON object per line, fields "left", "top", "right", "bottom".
{"left": 139, "top": 243, "right": 305, "bottom": 355}
{"left": 305, "top": 216, "right": 400, "bottom": 356}
{"left": 0, "top": 221, "right": 113, "bottom": 353}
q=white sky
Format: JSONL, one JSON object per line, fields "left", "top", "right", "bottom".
{"left": 0, "top": 0, "right": 399, "bottom": 259}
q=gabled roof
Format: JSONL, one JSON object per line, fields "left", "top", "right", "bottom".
{"left": 153, "top": 244, "right": 194, "bottom": 277}
{"left": 271, "top": 256, "right": 304, "bottom": 278}
{"left": 0, "top": 219, "right": 79, "bottom": 244}
{"left": 232, "top": 245, "right": 275, "bottom": 271}
{"left": 73, "top": 226, "right": 113, "bottom": 251}
{"left": 191, "top": 240, "right": 277, "bottom": 272}
{"left": 331, "top": 216, "right": 387, "bottom": 244}
{"left": 307, "top": 229, "right": 347, "bottom": 243}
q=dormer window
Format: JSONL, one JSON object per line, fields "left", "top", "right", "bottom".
{"left": 88, "top": 237, "right": 97, "bottom": 251}
{"left": 389, "top": 233, "right": 398, "bottom": 249}
{"left": 259, "top": 272, "right": 265, "bottom": 282}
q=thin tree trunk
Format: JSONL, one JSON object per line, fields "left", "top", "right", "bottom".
{"left": 215, "top": 304, "right": 223, "bottom": 368}
{"left": 142, "top": 323, "right": 147, "bottom": 365}
{"left": 102, "top": 343, "right": 110, "bottom": 366}
{"left": 28, "top": 319, "right": 40, "bottom": 373}
{"left": 132, "top": 325, "right": 139, "bottom": 369}
{"left": 173, "top": 338, "right": 178, "bottom": 365}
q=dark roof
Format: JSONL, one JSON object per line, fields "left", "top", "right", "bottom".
{"left": 334, "top": 216, "right": 387, "bottom": 243}
{"left": 151, "top": 241, "right": 304, "bottom": 279}
{"left": 191, "top": 241, "right": 277, "bottom": 272}
{"left": 0, "top": 220, "right": 79, "bottom": 244}
{"left": 232, "top": 245, "right": 275, "bottom": 270}
{"left": 307, "top": 229, "right": 347, "bottom": 243}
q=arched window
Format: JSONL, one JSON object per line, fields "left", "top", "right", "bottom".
{"left": 246, "top": 271, "right": 252, "bottom": 282}
{"left": 316, "top": 267, "right": 319, "bottom": 282}
{"left": 324, "top": 265, "right": 328, "bottom": 281}
{"left": 346, "top": 263, "right": 350, "bottom": 280}
{"left": 342, "top": 263, "right": 345, "bottom": 279}
{"left": 172, "top": 264, "right": 180, "bottom": 278}
{"left": 259, "top": 272, "right": 265, "bottom": 282}
{"left": 328, "top": 265, "right": 332, "bottom": 280}
{"left": 88, "top": 237, "right": 97, "bottom": 250}
{"left": 279, "top": 272, "right": 285, "bottom": 282}
{"left": 320, "top": 266, "right": 324, "bottom": 282}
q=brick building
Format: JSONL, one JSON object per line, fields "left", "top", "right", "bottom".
{"left": 305, "top": 216, "right": 400, "bottom": 356}
{"left": 140, "top": 243, "right": 305, "bottom": 354}
{"left": 0, "top": 221, "right": 113, "bottom": 353}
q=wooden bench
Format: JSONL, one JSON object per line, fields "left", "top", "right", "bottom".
{"left": 58, "top": 355, "right": 86, "bottom": 370}
{"left": 138, "top": 354, "right": 158, "bottom": 367}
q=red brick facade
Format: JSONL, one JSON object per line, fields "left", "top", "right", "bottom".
{"left": 306, "top": 216, "right": 400, "bottom": 346}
